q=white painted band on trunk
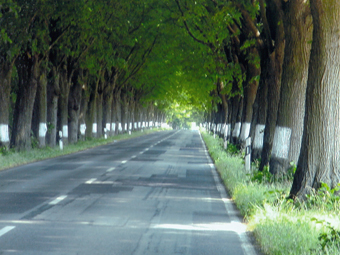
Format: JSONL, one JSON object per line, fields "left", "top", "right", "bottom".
{"left": 39, "top": 123, "right": 47, "bottom": 138}
{"left": 138, "top": 122, "right": 141, "bottom": 128}
{"left": 118, "top": 123, "right": 122, "bottom": 131}
{"left": 240, "top": 122, "right": 251, "bottom": 141}
{"left": 80, "top": 124, "right": 86, "bottom": 135}
{"left": 0, "top": 124, "right": 10, "bottom": 142}
{"left": 92, "top": 123, "right": 97, "bottom": 133}
{"left": 112, "top": 123, "right": 116, "bottom": 131}
{"left": 124, "top": 123, "right": 127, "bottom": 130}
{"left": 134, "top": 122, "right": 137, "bottom": 129}
{"left": 62, "top": 125, "right": 68, "bottom": 138}
{"left": 129, "top": 123, "right": 132, "bottom": 130}
{"left": 223, "top": 124, "right": 228, "bottom": 137}
{"left": 253, "top": 124, "right": 265, "bottom": 149}
{"left": 227, "top": 123, "right": 231, "bottom": 137}
{"left": 106, "top": 123, "right": 111, "bottom": 131}
{"left": 232, "top": 122, "right": 241, "bottom": 138}
{"left": 272, "top": 126, "right": 292, "bottom": 159}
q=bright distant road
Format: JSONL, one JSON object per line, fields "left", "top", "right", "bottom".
{"left": 0, "top": 130, "right": 258, "bottom": 255}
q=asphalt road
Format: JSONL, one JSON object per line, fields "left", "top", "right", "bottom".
{"left": 0, "top": 130, "right": 257, "bottom": 255}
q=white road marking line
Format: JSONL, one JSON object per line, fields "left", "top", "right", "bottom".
{"left": 49, "top": 195, "right": 67, "bottom": 205}
{"left": 107, "top": 167, "right": 116, "bottom": 172}
{"left": 121, "top": 160, "right": 127, "bottom": 164}
{"left": 0, "top": 226, "right": 15, "bottom": 237}
{"left": 150, "top": 145, "right": 154, "bottom": 148}
{"left": 131, "top": 155, "right": 136, "bottom": 159}
{"left": 86, "top": 178, "right": 97, "bottom": 184}
{"left": 139, "top": 151, "right": 143, "bottom": 154}
{"left": 93, "top": 181, "right": 115, "bottom": 184}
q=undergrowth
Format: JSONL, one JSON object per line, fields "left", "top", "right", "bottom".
{"left": 201, "top": 129, "right": 340, "bottom": 255}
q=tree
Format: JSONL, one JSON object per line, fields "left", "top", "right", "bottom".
{"left": 269, "top": 1, "right": 312, "bottom": 177}
{"left": 0, "top": 1, "right": 20, "bottom": 148}
{"left": 10, "top": 0, "right": 52, "bottom": 151}
{"left": 258, "top": 0, "right": 285, "bottom": 170}
{"left": 290, "top": 0, "right": 340, "bottom": 200}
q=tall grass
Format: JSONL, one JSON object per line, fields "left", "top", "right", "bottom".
{"left": 0, "top": 129, "right": 164, "bottom": 171}
{"left": 201, "top": 130, "right": 340, "bottom": 255}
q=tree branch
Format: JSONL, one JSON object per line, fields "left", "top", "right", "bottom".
{"left": 258, "top": 0, "right": 273, "bottom": 50}
{"left": 174, "top": 0, "right": 212, "bottom": 48}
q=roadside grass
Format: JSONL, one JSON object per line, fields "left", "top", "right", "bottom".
{"left": 201, "top": 129, "right": 340, "bottom": 255}
{"left": 0, "top": 128, "right": 165, "bottom": 171}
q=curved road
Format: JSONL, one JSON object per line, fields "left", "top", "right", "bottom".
{"left": 0, "top": 130, "right": 257, "bottom": 255}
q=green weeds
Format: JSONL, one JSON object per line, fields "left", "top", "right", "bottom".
{"left": 201, "top": 130, "right": 340, "bottom": 255}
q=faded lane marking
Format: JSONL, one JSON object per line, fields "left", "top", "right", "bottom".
{"left": 107, "top": 167, "right": 116, "bottom": 172}
{"left": 0, "top": 226, "right": 15, "bottom": 238}
{"left": 85, "top": 178, "right": 97, "bottom": 184}
{"left": 49, "top": 195, "right": 67, "bottom": 205}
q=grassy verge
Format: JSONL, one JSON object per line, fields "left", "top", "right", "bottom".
{"left": 0, "top": 129, "right": 165, "bottom": 171}
{"left": 201, "top": 129, "right": 340, "bottom": 255}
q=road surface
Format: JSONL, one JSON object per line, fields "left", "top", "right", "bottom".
{"left": 0, "top": 130, "right": 257, "bottom": 254}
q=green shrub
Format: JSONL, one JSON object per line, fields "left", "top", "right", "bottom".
{"left": 200, "top": 129, "right": 340, "bottom": 255}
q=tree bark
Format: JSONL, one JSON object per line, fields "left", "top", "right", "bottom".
{"left": 46, "top": 67, "right": 60, "bottom": 147}
{"left": 250, "top": 65, "right": 268, "bottom": 160}
{"left": 58, "top": 64, "right": 73, "bottom": 146}
{"left": 121, "top": 92, "right": 129, "bottom": 133}
{"left": 269, "top": 1, "right": 312, "bottom": 177}
{"left": 32, "top": 62, "right": 48, "bottom": 147}
{"left": 96, "top": 80, "right": 104, "bottom": 138}
{"left": 290, "top": 0, "right": 340, "bottom": 199}
{"left": 240, "top": 47, "right": 260, "bottom": 145}
{"left": 0, "top": 62, "right": 14, "bottom": 149}
{"left": 68, "top": 71, "right": 82, "bottom": 144}
{"left": 113, "top": 89, "right": 122, "bottom": 134}
{"left": 85, "top": 77, "right": 99, "bottom": 138}
{"left": 78, "top": 83, "right": 89, "bottom": 141}
{"left": 11, "top": 53, "right": 40, "bottom": 151}
{"left": 231, "top": 96, "right": 243, "bottom": 144}
{"left": 259, "top": 0, "right": 285, "bottom": 171}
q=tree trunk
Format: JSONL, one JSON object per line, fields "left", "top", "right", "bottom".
{"left": 259, "top": 1, "right": 285, "bottom": 171}
{"left": 79, "top": 84, "right": 89, "bottom": 141}
{"left": 68, "top": 71, "right": 82, "bottom": 144}
{"left": 32, "top": 63, "right": 48, "bottom": 148}
{"left": 46, "top": 67, "right": 60, "bottom": 147}
{"left": 240, "top": 48, "right": 260, "bottom": 144}
{"left": 85, "top": 77, "right": 99, "bottom": 138}
{"left": 290, "top": 0, "right": 340, "bottom": 200}
{"left": 121, "top": 93, "right": 129, "bottom": 133}
{"left": 110, "top": 92, "right": 117, "bottom": 135}
{"left": 219, "top": 93, "right": 229, "bottom": 138}
{"left": 103, "top": 79, "right": 113, "bottom": 137}
{"left": 231, "top": 96, "right": 243, "bottom": 144}
{"left": 58, "top": 66, "right": 71, "bottom": 146}
{"left": 96, "top": 89, "right": 103, "bottom": 138}
{"left": 11, "top": 53, "right": 39, "bottom": 151}
{"left": 269, "top": 1, "right": 312, "bottom": 177}
{"left": 250, "top": 66, "right": 268, "bottom": 160}
{"left": 0, "top": 62, "right": 14, "bottom": 149}
{"left": 113, "top": 89, "right": 122, "bottom": 134}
